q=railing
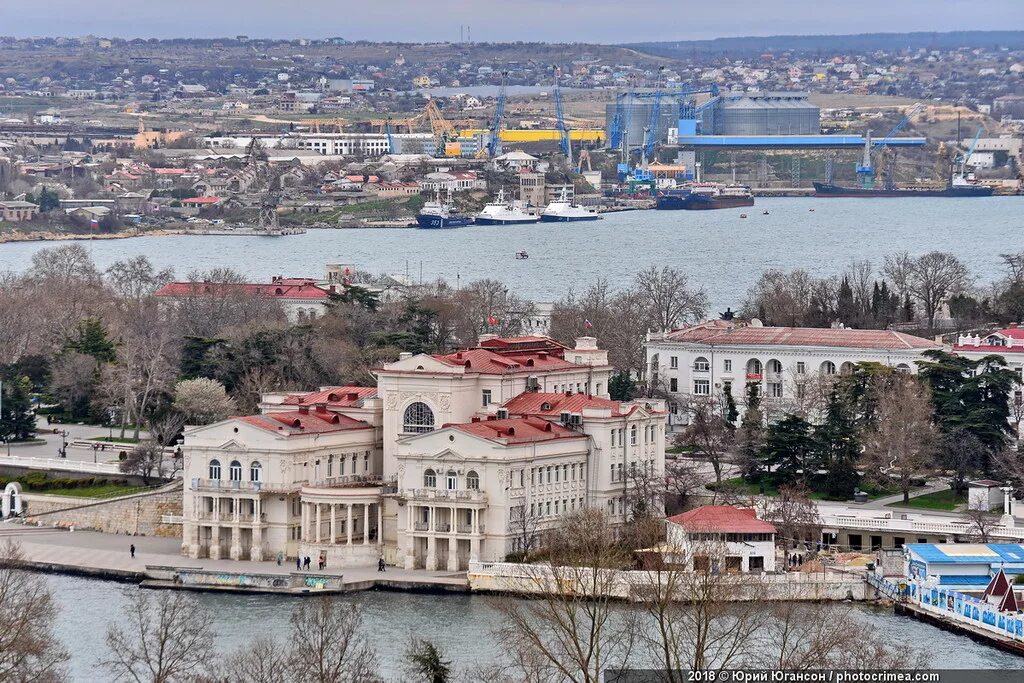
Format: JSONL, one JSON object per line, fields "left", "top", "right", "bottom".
{"left": 413, "top": 521, "right": 429, "bottom": 531}
{"left": 160, "top": 515, "right": 184, "bottom": 525}
{"left": 867, "top": 572, "right": 904, "bottom": 601}
{"left": 404, "top": 488, "right": 487, "bottom": 503}
{"left": 436, "top": 523, "right": 451, "bottom": 532}
{"left": 817, "top": 509, "right": 1024, "bottom": 541}
{"left": 745, "top": 373, "right": 763, "bottom": 380}
{"left": 0, "top": 455, "right": 121, "bottom": 475}
{"left": 191, "top": 478, "right": 277, "bottom": 493}
{"left": 456, "top": 524, "right": 473, "bottom": 534}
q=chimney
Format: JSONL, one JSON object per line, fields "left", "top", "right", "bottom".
{"left": 1010, "top": 323, "right": 1020, "bottom": 329}
{"left": 328, "top": 284, "right": 336, "bottom": 293}
{"left": 297, "top": 405, "right": 309, "bottom": 415}
{"left": 399, "top": 352, "right": 413, "bottom": 361}
{"left": 471, "top": 416, "right": 481, "bottom": 423}
{"left": 314, "top": 404, "right": 327, "bottom": 414}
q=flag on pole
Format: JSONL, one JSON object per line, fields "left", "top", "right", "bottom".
{"left": 487, "top": 315, "right": 499, "bottom": 326}
{"left": 89, "top": 219, "right": 99, "bottom": 229}
{"left": 584, "top": 319, "right": 593, "bottom": 330}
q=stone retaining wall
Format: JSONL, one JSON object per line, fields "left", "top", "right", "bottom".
{"left": 23, "top": 482, "right": 183, "bottom": 537}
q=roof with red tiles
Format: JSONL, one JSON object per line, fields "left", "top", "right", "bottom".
{"left": 181, "top": 196, "right": 221, "bottom": 204}
{"left": 155, "top": 279, "right": 330, "bottom": 300}
{"left": 953, "top": 326, "right": 1024, "bottom": 354}
{"left": 664, "top": 321, "right": 938, "bottom": 351}
{"left": 281, "top": 386, "right": 378, "bottom": 408}
{"left": 238, "top": 410, "right": 372, "bottom": 436}
{"left": 446, "top": 416, "right": 586, "bottom": 445}
{"left": 502, "top": 391, "right": 655, "bottom": 418}
{"left": 666, "top": 506, "right": 777, "bottom": 534}
{"left": 432, "top": 348, "right": 576, "bottom": 374}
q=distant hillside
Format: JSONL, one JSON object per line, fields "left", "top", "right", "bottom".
{"left": 625, "top": 31, "right": 1024, "bottom": 58}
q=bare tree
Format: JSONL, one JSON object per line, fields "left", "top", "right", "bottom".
{"left": 507, "top": 503, "right": 541, "bottom": 561}
{"left": 741, "top": 268, "right": 816, "bottom": 326}
{"left": 886, "top": 251, "right": 970, "bottom": 332}
{"left": 106, "top": 256, "right": 174, "bottom": 304}
{"left": 634, "top": 265, "right": 707, "bottom": 331}
{"left": 119, "top": 441, "right": 166, "bottom": 484}
{"left": 174, "top": 268, "right": 286, "bottom": 337}
{"left": 491, "top": 508, "right": 635, "bottom": 683}
{"left": 676, "top": 398, "right": 734, "bottom": 489}
{"left": 209, "top": 635, "right": 290, "bottom": 683}
{"left": 663, "top": 456, "right": 709, "bottom": 515}
{"left": 861, "top": 375, "right": 938, "bottom": 504}
{"left": 760, "top": 485, "right": 822, "bottom": 552}
{"left": 961, "top": 508, "right": 1000, "bottom": 543}
{"left": 286, "top": 597, "right": 378, "bottom": 683}
{"left": 101, "top": 590, "right": 214, "bottom": 683}
{"left": 0, "top": 542, "right": 69, "bottom": 683}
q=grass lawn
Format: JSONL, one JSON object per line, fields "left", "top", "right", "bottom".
{"left": 885, "top": 488, "right": 966, "bottom": 512}
{"left": 30, "top": 483, "right": 152, "bottom": 499}
{"left": 712, "top": 475, "right": 902, "bottom": 502}
{"left": 88, "top": 436, "right": 141, "bottom": 444}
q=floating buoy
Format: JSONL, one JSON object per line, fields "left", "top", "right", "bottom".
{"left": 740, "top": 214, "right": 747, "bottom": 218}
{"left": 763, "top": 210, "right": 769, "bottom": 215}
{"left": 809, "top": 208, "right": 815, "bottom": 212}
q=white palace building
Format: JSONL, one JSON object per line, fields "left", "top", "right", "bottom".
{"left": 645, "top": 319, "right": 940, "bottom": 430}
{"left": 181, "top": 336, "right": 666, "bottom": 569}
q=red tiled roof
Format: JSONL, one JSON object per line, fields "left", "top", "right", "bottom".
{"left": 432, "top": 348, "right": 575, "bottom": 374}
{"left": 447, "top": 416, "right": 585, "bottom": 445}
{"left": 281, "top": 386, "right": 377, "bottom": 407}
{"left": 181, "top": 196, "right": 221, "bottom": 204}
{"left": 239, "top": 410, "right": 372, "bottom": 435}
{"left": 155, "top": 279, "right": 330, "bottom": 300}
{"left": 502, "top": 391, "right": 652, "bottom": 418}
{"left": 953, "top": 327, "right": 1024, "bottom": 354}
{"left": 666, "top": 506, "right": 777, "bottom": 534}
{"left": 664, "top": 322, "right": 938, "bottom": 351}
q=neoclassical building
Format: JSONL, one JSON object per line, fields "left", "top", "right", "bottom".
{"left": 180, "top": 335, "right": 667, "bottom": 568}
{"left": 646, "top": 319, "right": 940, "bottom": 430}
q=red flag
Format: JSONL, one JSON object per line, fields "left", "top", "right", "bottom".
{"left": 487, "top": 315, "right": 499, "bottom": 326}
{"left": 584, "top": 319, "right": 593, "bottom": 330}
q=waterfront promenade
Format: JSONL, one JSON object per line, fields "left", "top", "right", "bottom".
{"left": 0, "top": 523, "right": 468, "bottom": 592}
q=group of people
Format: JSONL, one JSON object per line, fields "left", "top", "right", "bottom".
{"left": 295, "top": 553, "right": 330, "bottom": 571}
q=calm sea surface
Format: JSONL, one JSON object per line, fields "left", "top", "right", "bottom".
{"left": 46, "top": 573, "right": 1020, "bottom": 682}
{"left": 0, "top": 197, "right": 1020, "bottom": 313}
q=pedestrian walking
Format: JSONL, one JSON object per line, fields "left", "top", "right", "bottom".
{"left": 276, "top": 550, "right": 283, "bottom": 566}
{"left": 129, "top": 544, "right": 135, "bottom": 559}
{"left": 296, "top": 556, "right": 302, "bottom": 571}
{"left": 377, "top": 557, "right": 386, "bottom": 572}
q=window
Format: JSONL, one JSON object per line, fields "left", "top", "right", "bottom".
{"left": 693, "top": 379, "right": 710, "bottom": 396}
{"left": 327, "top": 455, "right": 333, "bottom": 477}
{"left": 723, "top": 359, "right": 732, "bottom": 372}
{"left": 249, "top": 461, "right": 262, "bottom": 482}
{"left": 796, "top": 362, "right": 806, "bottom": 374}
{"left": 670, "top": 378, "right": 678, "bottom": 392}
{"left": 364, "top": 454, "right": 369, "bottom": 472}
{"left": 610, "top": 464, "right": 616, "bottom": 481}
{"left": 209, "top": 459, "right": 221, "bottom": 480}
{"left": 229, "top": 460, "right": 242, "bottom": 482}
{"left": 821, "top": 361, "right": 837, "bottom": 376}
{"left": 896, "top": 363, "right": 912, "bottom": 374}
{"left": 546, "top": 501, "right": 551, "bottom": 516}
{"left": 767, "top": 359, "right": 782, "bottom": 374}
{"left": 446, "top": 470, "right": 457, "bottom": 490}
{"left": 595, "top": 382, "right": 602, "bottom": 395}
{"left": 630, "top": 425, "right": 637, "bottom": 445}
{"left": 796, "top": 384, "right": 806, "bottom": 399}
{"left": 611, "top": 429, "right": 616, "bottom": 447}
{"left": 519, "top": 469, "right": 524, "bottom": 487}
{"left": 424, "top": 468, "right": 437, "bottom": 488}
{"left": 467, "top": 470, "right": 479, "bottom": 490}
{"left": 694, "top": 357, "right": 710, "bottom": 372}
{"left": 531, "top": 468, "right": 536, "bottom": 485}
{"left": 670, "top": 356, "right": 678, "bottom": 369}
{"left": 563, "top": 464, "right": 568, "bottom": 481}
{"left": 481, "top": 390, "right": 491, "bottom": 407}
{"left": 403, "top": 402, "right": 435, "bottom": 433}
{"left": 546, "top": 466, "right": 552, "bottom": 483}
{"left": 555, "top": 466, "right": 560, "bottom": 483}
{"left": 768, "top": 382, "right": 783, "bottom": 398}
{"left": 554, "top": 500, "right": 559, "bottom": 514}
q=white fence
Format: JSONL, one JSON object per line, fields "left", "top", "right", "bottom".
{"left": 816, "top": 508, "right": 1024, "bottom": 542}
{"left": 0, "top": 455, "right": 122, "bottom": 475}
{"left": 908, "top": 579, "right": 1024, "bottom": 644}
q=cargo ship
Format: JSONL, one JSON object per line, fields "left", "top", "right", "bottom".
{"left": 813, "top": 175, "right": 994, "bottom": 198}
{"left": 655, "top": 183, "right": 755, "bottom": 210}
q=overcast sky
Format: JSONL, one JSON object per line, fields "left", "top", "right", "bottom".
{"left": 1, "top": 1, "right": 1020, "bottom": 43}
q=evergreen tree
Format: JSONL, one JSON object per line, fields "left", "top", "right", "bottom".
{"left": 760, "top": 414, "right": 816, "bottom": 486}
{"left": 814, "top": 390, "right": 861, "bottom": 499}
{"left": 609, "top": 372, "right": 636, "bottom": 401}
{"left": 737, "top": 382, "right": 765, "bottom": 479}
{"left": 64, "top": 317, "right": 117, "bottom": 364}
{"left": 0, "top": 375, "right": 35, "bottom": 442}
{"left": 722, "top": 382, "right": 739, "bottom": 427}
{"left": 836, "top": 276, "right": 857, "bottom": 325}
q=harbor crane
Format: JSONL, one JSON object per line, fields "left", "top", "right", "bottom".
{"left": 857, "top": 102, "right": 924, "bottom": 189}
{"left": 485, "top": 71, "right": 509, "bottom": 158}
{"left": 553, "top": 67, "right": 572, "bottom": 167}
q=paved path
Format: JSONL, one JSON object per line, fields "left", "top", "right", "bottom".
{"left": 0, "top": 523, "right": 467, "bottom": 588}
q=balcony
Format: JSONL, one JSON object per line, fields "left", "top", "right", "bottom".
{"left": 413, "top": 521, "right": 429, "bottom": 531}
{"left": 404, "top": 488, "right": 487, "bottom": 503}
{"left": 745, "top": 373, "right": 763, "bottom": 381}
{"left": 192, "top": 478, "right": 297, "bottom": 494}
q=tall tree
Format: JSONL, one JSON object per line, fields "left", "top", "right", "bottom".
{"left": 0, "top": 375, "right": 35, "bottom": 442}
{"left": 0, "top": 542, "right": 69, "bottom": 682}
{"left": 814, "top": 390, "right": 861, "bottom": 499}
{"left": 634, "top": 265, "right": 708, "bottom": 331}
{"left": 760, "top": 414, "right": 816, "bottom": 486}
{"left": 885, "top": 251, "right": 970, "bottom": 332}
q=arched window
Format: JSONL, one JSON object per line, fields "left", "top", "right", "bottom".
{"left": 424, "top": 468, "right": 436, "bottom": 488}
{"left": 839, "top": 361, "right": 855, "bottom": 375}
{"left": 446, "top": 470, "right": 458, "bottom": 490}
{"left": 250, "top": 461, "right": 262, "bottom": 482}
{"left": 467, "top": 470, "right": 480, "bottom": 490}
{"left": 403, "top": 402, "right": 435, "bottom": 434}
{"left": 767, "top": 359, "right": 783, "bottom": 374}
{"left": 693, "top": 356, "right": 710, "bottom": 372}
{"left": 209, "top": 459, "right": 221, "bottom": 480}
{"left": 229, "top": 460, "right": 242, "bottom": 482}
{"left": 746, "top": 358, "right": 763, "bottom": 378}
{"left": 896, "top": 363, "right": 912, "bottom": 374}
{"left": 630, "top": 424, "right": 637, "bottom": 446}
{"left": 820, "top": 361, "right": 837, "bottom": 375}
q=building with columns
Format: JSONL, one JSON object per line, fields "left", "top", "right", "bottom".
{"left": 646, "top": 319, "right": 940, "bottom": 431}
{"left": 181, "top": 335, "right": 665, "bottom": 568}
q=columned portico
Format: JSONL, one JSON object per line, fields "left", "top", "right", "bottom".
{"left": 297, "top": 486, "right": 384, "bottom": 567}
{"left": 402, "top": 496, "right": 487, "bottom": 571}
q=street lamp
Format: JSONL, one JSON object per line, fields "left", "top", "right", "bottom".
{"left": 59, "top": 430, "right": 68, "bottom": 458}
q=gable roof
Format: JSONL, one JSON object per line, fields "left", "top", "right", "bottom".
{"left": 984, "top": 568, "right": 1012, "bottom": 600}
{"left": 431, "top": 348, "right": 575, "bottom": 375}
{"left": 663, "top": 321, "right": 938, "bottom": 351}
{"left": 666, "top": 505, "right": 777, "bottom": 534}
{"left": 447, "top": 416, "right": 585, "bottom": 445}
{"left": 502, "top": 391, "right": 656, "bottom": 418}
{"left": 238, "top": 410, "right": 372, "bottom": 436}
{"left": 155, "top": 278, "right": 330, "bottom": 300}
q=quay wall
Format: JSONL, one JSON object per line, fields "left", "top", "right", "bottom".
{"left": 22, "top": 481, "right": 183, "bottom": 537}
{"left": 467, "top": 561, "right": 868, "bottom": 601}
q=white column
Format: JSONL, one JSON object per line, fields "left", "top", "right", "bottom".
{"left": 346, "top": 503, "right": 353, "bottom": 545}
{"left": 300, "top": 502, "right": 307, "bottom": 542}
{"left": 363, "top": 503, "right": 370, "bottom": 544}
{"left": 377, "top": 503, "right": 383, "bottom": 546}
{"left": 315, "top": 503, "right": 322, "bottom": 543}
{"left": 447, "top": 536, "right": 459, "bottom": 571}
{"left": 330, "top": 504, "right": 337, "bottom": 544}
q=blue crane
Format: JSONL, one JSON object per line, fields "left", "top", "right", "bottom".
{"left": 641, "top": 67, "right": 667, "bottom": 164}
{"left": 486, "top": 71, "right": 509, "bottom": 158}
{"left": 857, "top": 102, "right": 923, "bottom": 188}
{"left": 385, "top": 118, "right": 395, "bottom": 155}
{"left": 553, "top": 67, "right": 572, "bottom": 166}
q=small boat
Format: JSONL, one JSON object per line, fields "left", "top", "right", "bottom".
{"left": 763, "top": 210, "right": 770, "bottom": 215}
{"left": 540, "top": 188, "right": 602, "bottom": 222}
{"left": 416, "top": 190, "right": 474, "bottom": 229}
{"left": 515, "top": 251, "right": 529, "bottom": 260}
{"left": 474, "top": 189, "right": 541, "bottom": 225}
{"left": 740, "top": 214, "right": 747, "bottom": 218}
